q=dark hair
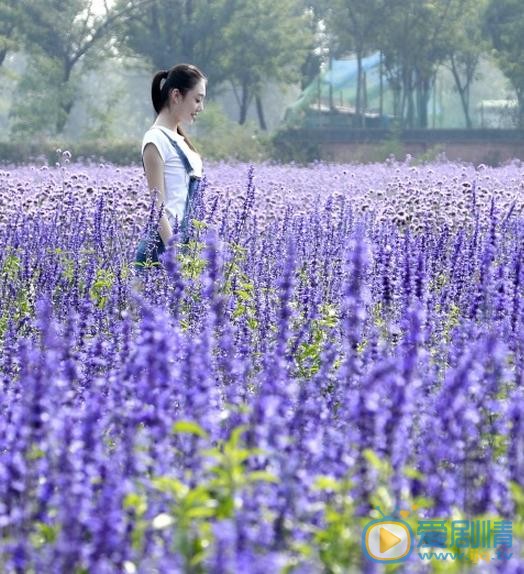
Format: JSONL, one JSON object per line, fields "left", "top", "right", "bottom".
{"left": 151, "top": 63, "right": 207, "bottom": 152}
{"left": 151, "top": 63, "right": 206, "bottom": 114}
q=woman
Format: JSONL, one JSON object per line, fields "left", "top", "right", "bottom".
{"left": 135, "top": 63, "right": 207, "bottom": 267}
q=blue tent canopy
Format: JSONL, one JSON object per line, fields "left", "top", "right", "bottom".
{"left": 322, "top": 53, "right": 381, "bottom": 89}
{"left": 284, "top": 53, "right": 387, "bottom": 126}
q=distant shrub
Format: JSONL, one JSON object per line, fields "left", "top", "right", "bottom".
{"left": 0, "top": 103, "right": 275, "bottom": 165}
{"left": 0, "top": 139, "right": 140, "bottom": 166}
{"left": 269, "top": 127, "right": 321, "bottom": 164}
{"left": 192, "top": 102, "right": 273, "bottom": 163}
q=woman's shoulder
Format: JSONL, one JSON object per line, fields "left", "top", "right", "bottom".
{"left": 143, "top": 125, "right": 168, "bottom": 141}
{"left": 141, "top": 127, "right": 176, "bottom": 158}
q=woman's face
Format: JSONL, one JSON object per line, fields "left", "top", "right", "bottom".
{"left": 174, "top": 79, "right": 206, "bottom": 124}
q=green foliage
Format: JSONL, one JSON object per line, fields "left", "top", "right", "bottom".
{"left": 125, "top": 423, "right": 276, "bottom": 572}
{"left": 486, "top": 0, "right": 524, "bottom": 126}
{"left": 294, "top": 303, "right": 339, "bottom": 379}
{"left": 308, "top": 474, "right": 360, "bottom": 572}
{"left": 221, "top": 0, "right": 313, "bottom": 125}
{"left": 89, "top": 268, "right": 115, "bottom": 309}
{"left": 510, "top": 482, "right": 524, "bottom": 540}
{"left": 379, "top": 0, "right": 470, "bottom": 128}
{"left": 123, "top": 490, "right": 148, "bottom": 555}
{"left": 0, "top": 247, "right": 36, "bottom": 339}
{"left": 172, "top": 420, "right": 209, "bottom": 439}
{"left": 29, "top": 521, "right": 60, "bottom": 550}
{"left": 201, "top": 425, "right": 277, "bottom": 519}
{"left": 0, "top": 139, "right": 140, "bottom": 166}
{"left": 0, "top": 126, "right": 273, "bottom": 165}
{"left": 368, "top": 134, "right": 406, "bottom": 163}
{"left": 442, "top": 302, "right": 461, "bottom": 342}
{"left": 114, "top": 0, "right": 234, "bottom": 95}
{"left": 12, "top": 0, "right": 132, "bottom": 135}
{"left": 1, "top": 249, "right": 21, "bottom": 281}
{"left": 0, "top": 0, "right": 18, "bottom": 67}
{"left": 82, "top": 75, "right": 128, "bottom": 141}
{"left": 116, "top": 0, "right": 312, "bottom": 131}
{"left": 327, "top": 0, "right": 387, "bottom": 124}
{"left": 413, "top": 144, "right": 446, "bottom": 165}
{"left": 9, "top": 55, "right": 67, "bottom": 139}
{"left": 177, "top": 226, "right": 208, "bottom": 281}
{"left": 193, "top": 102, "right": 272, "bottom": 162}
{"left": 447, "top": 0, "right": 489, "bottom": 128}
{"left": 270, "top": 127, "right": 321, "bottom": 165}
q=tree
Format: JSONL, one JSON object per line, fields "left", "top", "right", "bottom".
{"left": 222, "top": 0, "right": 313, "bottom": 128}
{"left": 0, "top": 1, "right": 18, "bottom": 68}
{"left": 14, "top": 0, "right": 144, "bottom": 134}
{"left": 485, "top": 0, "right": 524, "bottom": 127}
{"left": 116, "top": 0, "right": 238, "bottom": 99}
{"left": 117, "top": 0, "right": 312, "bottom": 128}
{"left": 297, "top": 1, "right": 330, "bottom": 91}
{"left": 447, "top": 0, "right": 489, "bottom": 128}
{"left": 327, "top": 0, "right": 386, "bottom": 127}
{"left": 379, "top": 0, "right": 464, "bottom": 128}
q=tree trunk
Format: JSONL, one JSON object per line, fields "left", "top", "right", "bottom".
{"left": 56, "top": 63, "right": 74, "bottom": 134}
{"left": 56, "top": 98, "right": 74, "bottom": 134}
{"left": 391, "top": 76, "right": 401, "bottom": 124}
{"left": 450, "top": 57, "right": 472, "bottom": 128}
{"left": 239, "top": 79, "right": 250, "bottom": 125}
{"left": 419, "top": 89, "right": 429, "bottom": 128}
{"left": 362, "top": 71, "right": 367, "bottom": 128}
{"left": 355, "top": 53, "right": 363, "bottom": 127}
{"left": 416, "top": 76, "right": 431, "bottom": 129}
{"left": 379, "top": 52, "right": 384, "bottom": 120}
{"left": 255, "top": 94, "right": 267, "bottom": 131}
{"left": 517, "top": 90, "right": 524, "bottom": 129}
{"left": 328, "top": 53, "right": 334, "bottom": 111}
{"left": 404, "top": 70, "right": 415, "bottom": 128}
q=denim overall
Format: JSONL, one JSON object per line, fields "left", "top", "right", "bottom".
{"left": 135, "top": 132, "right": 201, "bottom": 268}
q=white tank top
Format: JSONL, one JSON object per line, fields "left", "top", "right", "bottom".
{"left": 141, "top": 126, "right": 203, "bottom": 225}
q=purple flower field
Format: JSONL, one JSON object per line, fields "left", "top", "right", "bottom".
{"left": 1, "top": 155, "right": 524, "bottom": 573}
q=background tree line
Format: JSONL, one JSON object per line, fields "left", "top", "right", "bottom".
{"left": 0, "top": 0, "right": 523, "bottom": 142}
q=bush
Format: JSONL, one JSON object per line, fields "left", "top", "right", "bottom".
{"left": 269, "top": 127, "right": 321, "bottom": 165}
{"left": 0, "top": 139, "right": 140, "bottom": 166}
{"left": 0, "top": 103, "right": 276, "bottom": 165}
{"left": 192, "top": 102, "right": 273, "bottom": 163}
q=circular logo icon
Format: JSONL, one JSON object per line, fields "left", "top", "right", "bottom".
{"left": 362, "top": 518, "right": 414, "bottom": 563}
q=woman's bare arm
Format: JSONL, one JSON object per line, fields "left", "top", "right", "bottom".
{"left": 142, "top": 142, "right": 173, "bottom": 246}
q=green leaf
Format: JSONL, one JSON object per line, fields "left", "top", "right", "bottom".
{"left": 123, "top": 492, "right": 147, "bottom": 516}
{"left": 152, "top": 476, "right": 189, "bottom": 498}
{"left": 184, "top": 486, "right": 212, "bottom": 507}
{"left": 404, "top": 466, "right": 424, "bottom": 480}
{"left": 313, "top": 475, "right": 341, "bottom": 492}
{"left": 363, "top": 448, "right": 391, "bottom": 475}
{"left": 229, "top": 424, "right": 248, "bottom": 448}
{"left": 172, "top": 420, "right": 209, "bottom": 439}
{"left": 247, "top": 470, "right": 279, "bottom": 483}
{"left": 185, "top": 505, "right": 218, "bottom": 519}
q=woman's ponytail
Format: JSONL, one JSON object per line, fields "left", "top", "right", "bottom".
{"left": 151, "top": 70, "right": 169, "bottom": 114}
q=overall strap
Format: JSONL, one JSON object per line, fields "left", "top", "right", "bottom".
{"left": 153, "top": 126, "right": 195, "bottom": 175}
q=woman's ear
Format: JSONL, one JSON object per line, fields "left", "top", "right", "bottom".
{"left": 170, "top": 88, "right": 182, "bottom": 104}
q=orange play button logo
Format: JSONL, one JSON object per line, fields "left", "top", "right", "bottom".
{"left": 380, "top": 527, "right": 402, "bottom": 553}
{"left": 363, "top": 520, "right": 413, "bottom": 562}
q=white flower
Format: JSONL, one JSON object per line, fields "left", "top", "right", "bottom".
{"left": 152, "top": 513, "right": 174, "bottom": 530}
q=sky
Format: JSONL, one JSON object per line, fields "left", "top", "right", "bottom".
{"left": 91, "top": 0, "right": 115, "bottom": 15}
